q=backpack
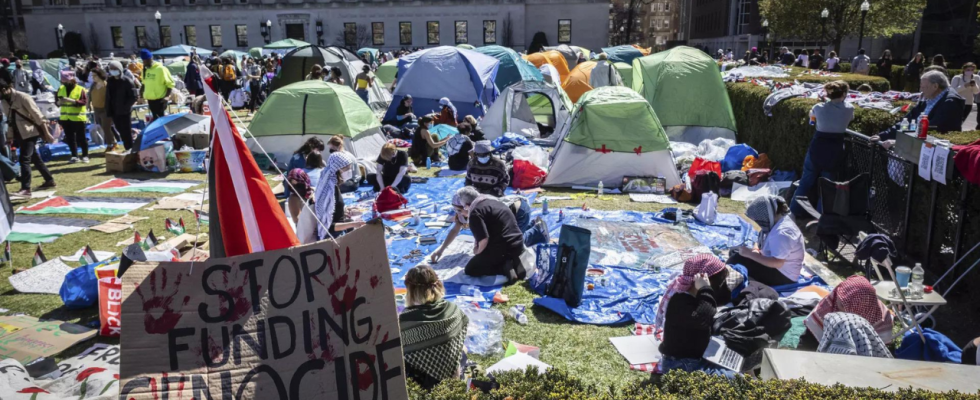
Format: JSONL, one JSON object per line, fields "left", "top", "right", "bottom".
{"left": 374, "top": 186, "right": 408, "bottom": 213}
{"left": 223, "top": 65, "right": 236, "bottom": 81}
{"left": 691, "top": 170, "right": 720, "bottom": 200}
{"left": 547, "top": 224, "right": 591, "bottom": 308}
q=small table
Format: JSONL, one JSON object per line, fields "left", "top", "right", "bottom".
{"left": 872, "top": 280, "right": 947, "bottom": 339}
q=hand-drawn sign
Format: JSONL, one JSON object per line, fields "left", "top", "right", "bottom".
{"left": 119, "top": 221, "right": 407, "bottom": 400}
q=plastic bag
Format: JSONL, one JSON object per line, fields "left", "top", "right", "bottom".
{"left": 456, "top": 301, "right": 505, "bottom": 355}
{"left": 60, "top": 259, "right": 114, "bottom": 309}
{"left": 512, "top": 145, "right": 549, "bottom": 171}
{"left": 696, "top": 138, "right": 736, "bottom": 162}
{"left": 695, "top": 192, "right": 718, "bottom": 225}
{"left": 670, "top": 141, "right": 699, "bottom": 160}
{"left": 511, "top": 159, "right": 548, "bottom": 189}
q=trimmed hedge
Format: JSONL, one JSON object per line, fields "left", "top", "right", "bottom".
{"left": 408, "top": 368, "right": 980, "bottom": 399}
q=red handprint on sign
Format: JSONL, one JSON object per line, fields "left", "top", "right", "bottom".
{"left": 216, "top": 271, "right": 256, "bottom": 323}
{"left": 327, "top": 247, "right": 360, "bottom": 315}
{"left": 135, "top": 268, "right": 190, "bottom": 334}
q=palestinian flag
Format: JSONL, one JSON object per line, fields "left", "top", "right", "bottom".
{"left": 140, "top": 230, "right": 159, "bottom": 250}
{"left": 195, "top": 210, "right": 210, "bottom": 224}
{"left": 80, "top": 178, "right": 202, "bottom": 194}
{"left": 165, "top": 218, "right": 186, "bottom": 235}
{"left": 79, "top": 245, "right": 99, "bottom": 265}
{"left": 18, "top": 197, "right": 152, "bottom": 216}
{"left": 8, "top": 216, "right": 101, "bottom": 243}
{"left": 32, "top": 244, "right": 47, "bottom": 266}
{"left": 1, "top": 241, "right": 9, "bottom": 263}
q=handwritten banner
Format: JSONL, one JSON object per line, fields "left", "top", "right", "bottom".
{"left": 119, "top": 222, "right": 407, "bottom": 400}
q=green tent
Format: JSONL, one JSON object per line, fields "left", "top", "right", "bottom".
{"left": 249, "top": 47, "right": 263, "bottom": 59}
{"left": 376, "top": 59, "right": 398, "bottom": 87}
{"left": 631, "top": 46, "right": 736, "bottom": 143}
{"left": 544, "top": 86, "right": 681, "bottom": 188}
{"left": 265, "top": 39, "right": 310, "bottom": 49}
{"left": 246, "top": 80, "right": 386, "bottom": 166}
{"left": 37, "top": 59, "right": 67, "bottom": 78}
{"left": 475, "top": 45, "right": 543, "bottom": 91}
{"left": 165, "top": 60, "right": 188, "bottom": 76}
{"left": 614, "top": 62, "right": 633, "bottom": 89}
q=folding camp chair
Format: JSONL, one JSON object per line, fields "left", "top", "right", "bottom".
{"left": 795, "top": 173, "right": 876, "bottom": 265}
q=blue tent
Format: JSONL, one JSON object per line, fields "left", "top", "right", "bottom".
{"left": 153, "top": 45, "right": 213, "bottom": 57}
{"left": 475, "top": 45, "right": 543, "bottom": 91}
{"left": 137, "top": 112, "right": 209, "bottom": 151}
{"left": 357, "top": 48, "right": 379, "bottom": 65}
{"left": 602, "top": 45, "right": 645, "bottom": 65}
{"left": 385, "top": 46, "right": 500, "bottom": 122}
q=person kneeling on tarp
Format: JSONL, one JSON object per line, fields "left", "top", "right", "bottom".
{"left": 728, "top": 195, "right": 805, "bottom": 287}
{"left": 430, "top": 186, "right": 530, "bottom": 284}
{"left": 399, "top": 265, "right": 469, "bottom": 389}
{"left": 798, "top": 275, "right": 894, "bottom": 351}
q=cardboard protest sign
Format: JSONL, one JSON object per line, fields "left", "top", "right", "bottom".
{"left": 119, "top": 221, "right": 407, "bottom": 400}
{"left": 0, "top": 344, "right": 120, "bottom": 400}
{"left": 0, "top": 315, "right": 97, "bottom": 365}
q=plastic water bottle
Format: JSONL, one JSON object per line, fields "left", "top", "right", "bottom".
{"left": 542, "top": 198, "right": 549, "bottom": 215}
{"left": 412, "top": 211, "right": 421, "bottom": 226}
{"left": 509, "top": 305, "right": 528, "bottom": 325}
{"left": 597, "top": 181, "right": 604, "bottom": 196}
{"left": 911, "top": 263, "right": 925, "bottom": 299}
{"left": 426, "top": 157, "right": 431, "bottom": 170}
{"left": 900, "top": 119, "right": 909, "bottom": 132}
{"left": 558, "top": 209, "right": 564, "bottom": 222}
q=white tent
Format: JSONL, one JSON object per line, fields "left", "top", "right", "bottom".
{"left": 544, "top": 86, "right": 682, "bottom": 188}
{"left": 481, "top": 80, "right": 573, "bottom": 146}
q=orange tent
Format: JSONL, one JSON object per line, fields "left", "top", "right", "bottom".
{"left": 524, "top": 50, "right": 571, "bottom": 84}
{"left": 562, "top": 61, "right": 598, "bottom": 103}
{"left": 632, "top": 45, "right": 652, "bottom": 56}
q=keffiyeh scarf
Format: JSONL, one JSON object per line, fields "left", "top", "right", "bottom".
{"left": 655, "top": 254, "right": 726, "bottom": 330}
{"left": 817, "top": 312, "right": 893, "bottom": 358}
{"left": 287, "top": 168, "right": 312, "bottom": 200}
{"left": 805, "top": 275, "right": 894, "bottom": 343}
{"left": 399, "top": 300, "right": 469, "bottom": 383}
{"left": 315, "top": 151, "right": 356, "bottom": 239}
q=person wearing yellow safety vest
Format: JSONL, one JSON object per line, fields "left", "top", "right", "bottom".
{"left": 138, "top": 48, "right": 174, "bottom": 121}
{"left": 56, "top": 70, "right": 90, "bottom": 163}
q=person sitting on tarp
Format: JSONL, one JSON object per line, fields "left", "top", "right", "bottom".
{"left": 465, "top": 141, "right": 509, "bottom": 197}
{"left": 285, "top": 137, "right": 325, "bottom": 216}
{"left": 464, "top": 116, "right": 486, "bottom": 141}
{"left": 327, "top": 135, "right": 362, "bottom": 193}
{"left": 393, "top": 94, "right": 418, "bottom": 129}
{"left": 399, "top": 265, "right": 469, "bottom": 390}
{"left": 373, "top": 142, "right": 411, "bottom": 194}
{"left": 798, "top": 275, "right": 894, "bottom": 351}
{"left": 729, "top": 195, "right": 805, "bottom": 287}
{"left": 315, "top": 152, "right": 367, "bottom": 239}
{"left": 435, "top": 97, "right": 458, "bottom": 127}
{"left": 431, "top": 186, "right": 526, "bottom": 284}
{"left": 817, "top": 312, "right": 892, "bottom": 358}
{"left": 790, "top": 80, "right": 853, "bottom": 219}
{"left": 410, "top": 116, "right": 449, "bottom": 167}
{"left": 446, "top": 122, "right": 474, "bottom": 171}
{"left": 655, "top": 254, "right": 736, "bottom": 378}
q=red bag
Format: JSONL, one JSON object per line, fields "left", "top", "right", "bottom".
{"left": 688, "top": 157, "right": 722, "bottom": 181}
{"left": 511, "top": 160, "right": 548, "bottom": 189}
{"left": 374, "top": 186, "right": 408, "bottom": 213}
{"left": 97, "top": 268, "right": 122, "bottom": 337}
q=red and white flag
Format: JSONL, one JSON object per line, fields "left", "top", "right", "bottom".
{"left": 202, "top": 69, "right": 298, "bottom": 256}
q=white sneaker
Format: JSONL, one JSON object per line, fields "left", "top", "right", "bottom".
{"left": 82, "top": 157, "right": 90, "bottom": 163}
{"left": 69, "top": 157, "right": 79, "bottom": 164}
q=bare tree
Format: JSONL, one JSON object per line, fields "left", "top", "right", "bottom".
{"left": 334, "top": 24, "right": 370, "bottom": 50}
{"left": 503, "top": 13, "right": 513, "bottom": 48}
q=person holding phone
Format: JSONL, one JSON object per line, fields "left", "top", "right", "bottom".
{"left": 951, "top": 62, "right": 980, "bottom": 124}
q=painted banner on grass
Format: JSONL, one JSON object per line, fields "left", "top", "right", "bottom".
{"left": 80, "top": 178, "right": 202, "bottom": 194}
{"left": 8, "top": 216, "right": 101, "bottom": 243}
{"left": 17, "top": 197, "right": 152, "bottom": 216}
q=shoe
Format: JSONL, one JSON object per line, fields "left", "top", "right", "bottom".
{"left": 37, "top": 180, "right": 56, "bottom": 189}
{"left": 82, "top": 157, "right": 90, "bottom": 163}
{"left": 13, "top": 189, "right": 30, "bottom": 198}
{"left": 68, "top": 157, "right": 79, "bottom": 164}
{"left": 535, "top": 216, "right": 550, "bottom": 244}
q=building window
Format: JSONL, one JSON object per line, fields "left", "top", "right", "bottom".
{"left": 135, "top": 26, "right": 148, "bottom": 48}
{"left": 235, "top": 24, "right": 247, "bottom": 47}
{"left": 185, "top": 25, "right": 197, "bottom": 46}
{"left": 665, "top": 2, "right": 669, "bottom": 11}
{"left": 163, "top": 0, "right": 171, "bottom": 4}
{"left": 114, "top": 0, "right": 122, "bottom": 5}
{"left": 483, "top": 20, "right": 496, "bottom": 44}
{"left": 210, "top": 25, "right": 222, "bottom": 47}
{"left": 161, "top": 26, "right": 172, "bottom": 47}
{"left": 454, "top": 21, "right": 467, "bottom": 44}
{"left": 558, "top": 19, "right": 571, "bottom": 43}
{"left": 187, "top": 0, "right": 195, "bottom": 4}
{"left": 238, "top": 0, "right": 246, "bottom": 3}
{"left": 372, "top": 22, "right": 384, "bottom": 46}
{"left": 427, "top": 21, "right": 439, "bottom": 45}
{"left": 344, "top": 23, "right": 356, "bottom": 47}
{"left": 399, "top": 21, "right": 411, "bottom": 45}
{"left": 137, "top": 0, "right": 146, "bottom": 4}
{"left": 111, "top": 26, "right": 124, "bottom": 48}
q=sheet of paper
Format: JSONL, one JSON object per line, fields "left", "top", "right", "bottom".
{"left": 108, "top": 215, "right": 149, "bottom": 224}
{"left": 416, "top": 194, "right": 429, "bottom": 199}
{"left": 60, "top": 248, "right": 116, "bottom": 263}
{"left": 414, "top": 236, "right": 509, "bottom": 286}
{"left": 7, "top": 259, "right": 73, "bottom": 294}
{"left": 931, "top": 145, "right": 950, "bottom": 185}
{"left": 628, "top": 193, "right": 678, "bottom": 204}
{"left": 609, "top": 335, "right": 663, "bottom": 365}
{"left": 486, "top": 353, "right": 551, "bottom": 376}
{"left": 918, "top": 142, "right": 935, "bottom": 181}
{"left": 731, "top": 181, "right": 793, "bottom": 202}
{"left": 90, "top": 222, "right": 132, "bottom": 234}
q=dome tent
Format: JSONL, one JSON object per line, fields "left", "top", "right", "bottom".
{"left": 475, "top": 45, "right": 543, "bottom": 92}
{"left": 376, "top": 59, "right": 398, "bottom": 88}
{"left": 544, "top": 44, "right": 585, "bottom": 69}
{"left": 614, "top": 62, "right": 633, "bottom": 88}
{"left": 246, "top": 80, "right": 386, "bottom": 172}
{"left": 562, "top": 61, "right": 624, "bottom": 103}
{"left": 632, "top": 46, "right": 737, "bottom": 144}
{"left": 601, "top": 45, "right": 645, "bottom": 66}
{"left": 270, "top": 45, "right": 356, "bottom": 92}
{"left": 525, "top": 50, "right": 570, "bottom": 85}
{"left": 481, "top": 80, "right": 573, "bottom": 145}
{"left": 544, "top": 86, "right": 682, "bottom": 189}
{"left": 384, "top": 46, "right": 500, "bottom": 122}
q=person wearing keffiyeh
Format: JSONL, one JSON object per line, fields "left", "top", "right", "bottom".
{"left": 435, "top": 97, "right": 458, "bottom": 127}
{"left": 728, "top": 195, "right": 805, "bottom": 287}
{"left": 399, "top": 266, "right": 468, "bottom": 389}
{"left": 817, "top": 312, "right": 892, "bottom": 358}
{"left": 314, "top": 151, "right": 365, "bottom": 239}
{"left": 798, "top": 275, "right": 894, "bottom": 351}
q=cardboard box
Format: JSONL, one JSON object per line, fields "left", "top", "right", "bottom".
{"left": 105, "top": 151, "right": 138, "bottom": 173}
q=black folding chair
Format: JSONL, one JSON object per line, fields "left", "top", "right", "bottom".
{"left": 795, "top": 173, "right": 877, "bottom": 265}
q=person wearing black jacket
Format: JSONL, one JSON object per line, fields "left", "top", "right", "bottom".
{"left": 904, "top": 52, "right": 925, "bottom": 92}
{"left": 778, "top": 47, "right": 795, "bottom": 66}
{"left": 104, "top": 60, "right": 138, "bottom": 150}
{"left": 808, "top": 49, "right": 824, "bottom": 70}
{"left": 876, "top": 50, "right": 893, "bottom": 80}
{"left": 873, "top": 70, "right": 964, "bottom": 145}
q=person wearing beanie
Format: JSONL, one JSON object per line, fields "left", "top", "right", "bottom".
{"left": 465, "top": 140, "right": 509, "bottom": 197}
{"left": 1, "top": 79, "right": 56, "bottom": 196}
{"left": 56, "top": 70, "right": 90, "bottom": 163}
{"left": 105, "top": 60, "right": 137, "bottom": 150}
{"left": 138, "top": 48, "right": 174, "bottom": 120}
